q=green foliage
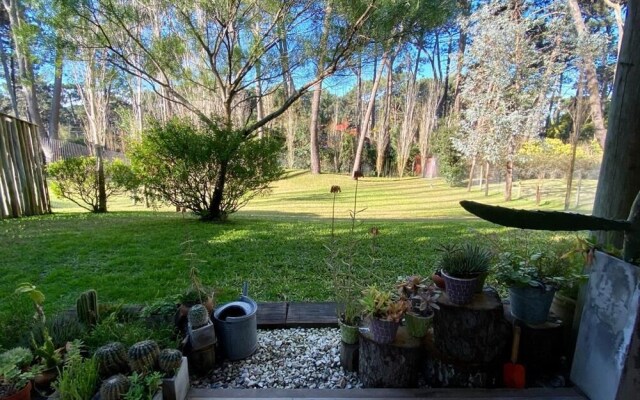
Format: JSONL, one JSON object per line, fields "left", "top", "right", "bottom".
{"left": 31, "top": 329, "right": 63, "bottom": 369}
{"left": 124, "top": 371, "right": 163, "bottom": 400}
{"left": 436, "top": 243, "right": 492, "bottom": 277}
{"left": 0, "top": 295, "right": 35, "bottom": 349}
{"left": 41, "top": 314, "right": 87, "bottom": 349}
{"left": 84, "top": 313, "right": 175, "bottom": 353}
{"left": 129, "top": 118, "right": 284, "bottom": 221}
{"left": 516, "top": 138, "right": 602, "bottom": 179}
{"left": 52, "top": 342, "right": 100, "bottom": 400}
{"left": 47, "top": 157, "right": 139, "bottom": 212}
{"left": 359, "top": 286, "right": 408, "bottom": 322}
{"left": 0, "top": 347, "right": 39, "bottom": 394}
{"left": 431, "top": 124, "right": 467, "bottom": 186}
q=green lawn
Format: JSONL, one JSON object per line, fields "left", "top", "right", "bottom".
{"left": 1, "top": 172, "right": 592, "bottom": 316}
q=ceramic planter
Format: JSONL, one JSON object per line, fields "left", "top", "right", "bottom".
{"left": 509, "top": 285, "right": 556, "bottom": 325}
{"left": 441, "top": 271, "right": 479, "bottom": 305}
{"left": 369, "top": 318, "right": 399, "bottom": 344}
{"left": 405, "top": 312, "right": 433, "bottom": 338}
{"left": 187, "top": 320, "right": 216, "bottom": 350}
{"left": 339, "top": 320, "right": 359, "bottom": 344}
{"left": 1, "top": 381, "right": 31, "bottom": 400}
{"left": 162, "top": 357, "right": 189, "bottom": 400}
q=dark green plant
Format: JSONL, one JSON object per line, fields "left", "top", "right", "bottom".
{"left": 0, "top": 347, "right": 40, "bottom": 395}
{"left": 52, "top": 342, "right": 99, "bottom": 400}
{"left": 99, "top": 374, "right": 130, "bottom": 400}
{"left": 431, "top": 124, "right": 468, "bottom": 186}
{"left": 77, "top": 289, "right": 99, "bottom": 328}
{"left": 124, "top": 371, "right": 163, "bottom": 400}
{"left": 140, "top": 297, "right": 179, "bottom": 319}
{"left": 129, "top": 118, "right": 284, "bottom": 221}
{"left": 31, "top": 313, "right": 87, "bottom": 349}
{"left": 436, "top": 243, "right": 492, "bottom": 278}
{"left": 127, "top": 341, "right": 159, "bottom": 374}
{"left": 47, "top": 157, "right": 139, "bottom": 213}
{"left": 31, "top": 329, "right": 63, "bottom": 369}
{"left": 84, "top": 313, "right": 175, "bottom": 352}
{"left": 94, "top": 342, "right": 129, "bottom": 377}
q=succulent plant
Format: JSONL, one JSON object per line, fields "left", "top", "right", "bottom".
{"left": 436, "top": 243, "right": 492, "bottom": 277}
{"left": 158, "top": 349, "right": 183, "bottom": 375}
{"left": 99, "top": 374, "right": 130, "bottom": 400}
{"left": 127, "top": 340, "right": 159, "bottom": 373}
{"left": 76, "top": 289, "right": 99, "bottom": 327}
{"left": 94, "top": 342, "right": 129, "bottom": 376}
{"left": 187, "top": 304, "right": 210, "bottom": 329}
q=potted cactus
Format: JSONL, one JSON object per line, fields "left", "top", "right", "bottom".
{"left": 360, "top": 287, "right": 408, "bottom": 344}
{"left": 397, "top": 276, "right": 440, "bottom": 338}
{"left": 0, "top": 348, "right": 40, "bottom": 400}
{"left": 158, "top": 349, "right": 189, "bottom": 400}
{"left": 436, "top": 243, "right": 492, "bottom": 305}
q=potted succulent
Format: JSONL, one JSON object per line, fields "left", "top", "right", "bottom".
{"left": 0, "top": 347, "right": 41, "bottom": 400}
{"left": 31, "top": 330, "right": 63, "bottom": 390}
{"left": 436, "top": 243, "right": 492, "bottom": 305}
{"left": 397, "top": 276, "right": 440, "bottom": 338}
{"left": 360, "top": 286, "right": 408, "bottom": 344}
{"left": 495, "top": 250, "right": 586, "bottom": 325}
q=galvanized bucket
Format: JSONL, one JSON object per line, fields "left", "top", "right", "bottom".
{"left": 213, "top": 283, "right": 258, "bottom": 360}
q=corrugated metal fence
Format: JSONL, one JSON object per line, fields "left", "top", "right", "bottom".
{"left": 0, "top": 113, "right": 51, "bottom": 218}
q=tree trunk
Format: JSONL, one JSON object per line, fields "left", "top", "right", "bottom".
{"left": 309, "top": 4, "right": 332, "bottom": 174}
{"left": 352, "top": 51, "right": 387, "bottom": 176}
{"left": 376, "top": 56, "right": 393, "bottom": 177}
{"left": 484, "top": 161, "right": 490, "bottom": 197}
{"left": 565, "top": 72, "right": 585, "bottom": 210}
{"left": 467, "top": 155, "right": 476, "bottom": 192}
{"left": 48, "top": 48, "right": 63, "bottom": 140}
{"left": 309, "top": 84, "right": 322, "bottom": 174}
{"left": 277, "top": 22, "right": 296, "bottom": 169}
{"left": 208, "top": 158, "right": 229, "bottom": 221}
{"left": 567, "top": 0, "right": 608, "bottom": 149}
{"left": 504, "top": 137, "right": 515, "bottom": 201}
{"left": 478, "top": 163, "right": 484, "bottom": 190}
{"left": 575, "top": 173, "right": 583, "bottom": 208}
{"left": 592, "top": 0, "right": 640, "bottom": 247}
{"left": 95, "top": 145, "right": 107, "bottom": 213}
{"left": 0, "top": 41, "right": 19, "bottom": 118}
{"left": 452, "top": 0, "right": 470, "bottom": 115}
{"left": 396, "top": 48, "right": 422, "bottom": 177}
{"left": 2, "top": 0, "right": 46, "bottom": 138}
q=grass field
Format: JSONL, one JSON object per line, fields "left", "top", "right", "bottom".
{"left": 1, "top": 172, "right": 593, "bottom": 318}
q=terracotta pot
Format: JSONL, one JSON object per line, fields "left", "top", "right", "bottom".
{"left": 34, "top": 367, "right": 59, "bottom": 390}
{"left": 1, "top": 381, "right": 31, "bottom": 400}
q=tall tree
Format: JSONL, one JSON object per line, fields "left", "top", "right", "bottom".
{"left": 2, "top": 0, "right": 46, "bottom": 137}
{"left": 592, "top": 0, "right": 640, "bottom": 248}
{"left": 567, "top": 0, "right": 608, "bottom": 149}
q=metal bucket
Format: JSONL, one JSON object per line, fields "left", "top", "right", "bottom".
{"left": 213, "top": 283, "right": 258, "bottom": 360}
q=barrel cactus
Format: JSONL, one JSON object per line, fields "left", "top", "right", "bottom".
{"left": 158, "top": 349, "right": 183, "bottom": 375}
{"left": 95, "top": 342, "right": 129, "bottom": 376}
{"left": 188, "top": 304, "right": 210, "bottom": 329}
{"left": 99, "top": 374, "right": 130, "bottom": 400}
{"left": 127, "top": 340, "right": 160, "bottom": 373}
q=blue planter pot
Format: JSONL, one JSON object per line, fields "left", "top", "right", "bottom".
{"left": 509, "top": 285, "right": 556, "bottom": 325}
{"left": 442, "top": 271, "right": 479, "bottom": 305}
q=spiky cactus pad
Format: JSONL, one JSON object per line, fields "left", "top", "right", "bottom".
{"left": 188, "top": 304, "right": 210, "bottom": 329}
{"left": 99, "top": 374, "right": 130, "bottom": 400}
{"left": 127, "top": 340, "right": 159, "bottom": 373}
{"left": 158, "top": 349, "right": 183, "bottom": 375}
{"left": 95, "top": 342, "right": 129, "bottom": 376}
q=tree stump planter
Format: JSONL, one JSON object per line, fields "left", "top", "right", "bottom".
{"left": 359, "top": 327, "right": 423, "bottom": 388}
{"left": 340, "top": 341, "right": 359, "bottom": 372}
{"left": 433, "top": 290, "right": 510, "bottom": 364}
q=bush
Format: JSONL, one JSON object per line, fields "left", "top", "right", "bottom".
{"left": 47, "top": 157, "right": 139, "bottom": 212}
{"left": 431, "top": 125, "right": 468, "bottom": 186}
{"left": 129, "top": 118, "right": 284, "bottom": 221}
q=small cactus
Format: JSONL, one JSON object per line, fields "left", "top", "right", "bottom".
{"left": 127, "top": 340, "right": 160, "bottom": 373}
{"left": 76, "top": 289, "right": 99, "bottom": 327}
{"left": 187, "top": 304, "right": 210, "bottom": 329}
{"left": 99, "top": 374, "right": 130, "bottom": 400}
{"left": 158, "top": 349, "right": 183, "bottom": 375}
{"left": 95, "top": 342, "right": 129, "bottom": 376}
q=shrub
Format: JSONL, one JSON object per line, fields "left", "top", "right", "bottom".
{"left": 129, "top": 118, "right": 284, "bottom": 221}
{"left": 431, "top": 125, "right": 467, "bottom": 186}
{"left": 47, "top": 157, "right": 139, "bottom": 212}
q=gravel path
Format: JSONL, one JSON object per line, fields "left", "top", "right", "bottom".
{"left": 192, "top": 328, "right": 363, "bottom": 389}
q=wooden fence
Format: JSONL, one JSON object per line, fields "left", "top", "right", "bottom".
{"left": 0, "top": 113, "right": 51, "bottom": 219}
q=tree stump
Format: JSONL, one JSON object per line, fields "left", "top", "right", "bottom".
{"left": 187, "top": 343, "right": 216, "bottom": 375}
{"left": 433, "top": 290, "right": 510, "bottom": 364}
{"left": 518, "top": 319, "right": 564, "bottom": 379}
{"left": 340, "top": 341, "right": 359, "bottom": 372}
{"left": 359, "top": 326, "right": 423, "bottom": 388}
